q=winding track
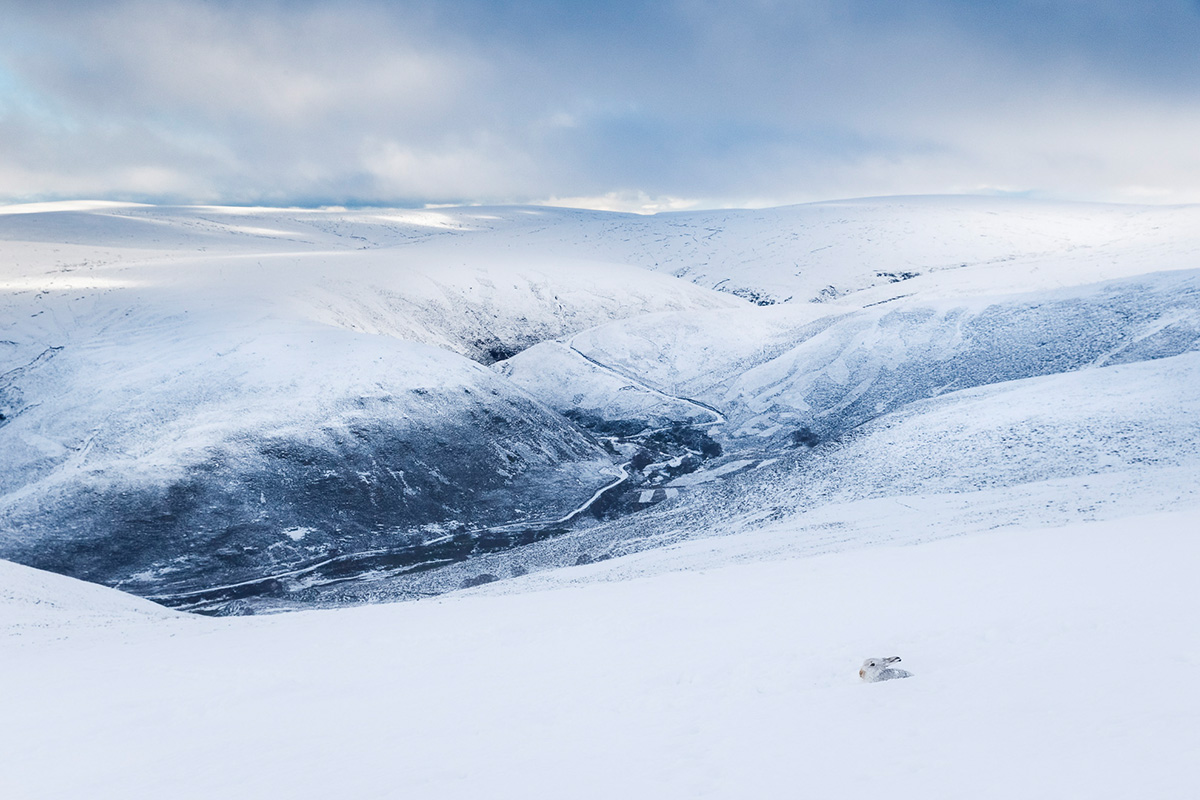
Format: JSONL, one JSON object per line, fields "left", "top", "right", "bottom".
{"left": 486, "top": 461, "right": 631, "bottom": 532}
{"left": 565, "top": 336, "right": 726, "bottom": 426}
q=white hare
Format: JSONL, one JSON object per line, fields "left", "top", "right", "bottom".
{"left": 859, "top": 656, "right": 912, "bottom": 682}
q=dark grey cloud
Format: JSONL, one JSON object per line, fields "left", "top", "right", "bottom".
{"left": 1, "top": 0, "right": 1199, "bottom": 208}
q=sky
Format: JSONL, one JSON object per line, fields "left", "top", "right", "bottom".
{"left": 2, "top": 0, "right": 1199, "bottom": 211}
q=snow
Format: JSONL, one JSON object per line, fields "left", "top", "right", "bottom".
{"left": 497, "top": 339, "right": 710, "bottom": 425}
{"left": 5, "top": 203, "right": 750, "bottom": 589}
{"left": 0, "top": 558, "right": 179, "bottom": 642}
{"left": 665, "top": 458, "right": 757, "bottom": 486}
{"left": 2, "top": 509, "right": 1198, "bottom": 799}
{"left": 2, "top": 196, "right": 1199, "bottom": 795}
{"left": 388, "top": 345, "right": 1199, "bottom": 603}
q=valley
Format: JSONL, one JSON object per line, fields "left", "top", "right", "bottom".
{"left": 2, "top": 198, "right": 1199, "bottom": 613}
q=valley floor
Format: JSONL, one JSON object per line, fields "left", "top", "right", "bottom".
{"left": 4, "top": 506, "right": 1197, "bottom": 800}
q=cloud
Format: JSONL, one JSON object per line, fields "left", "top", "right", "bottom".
{"left": 1, "top": 0, "right": 1199, "bottom": 207}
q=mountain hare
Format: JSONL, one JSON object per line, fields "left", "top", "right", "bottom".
{"left": 860, "top": 656, "right": 912, "bottom": 682}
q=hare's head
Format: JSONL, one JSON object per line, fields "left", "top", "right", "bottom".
{"left": 859, "top": 656, "right": 902, "bottom": 679}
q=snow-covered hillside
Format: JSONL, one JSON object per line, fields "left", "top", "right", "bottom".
{"left": 2, "top": 197, "right": 1199, "bottom": 608}
{"left": 307, "top": 346, "right": 1200, "bottom": 603}
{"left": 3, "top": 508, "right": 1198, "bottom": 800}
{"left": 0, "top": 203, "right": 736, "bottom": 595}
{"left": 3, "top": 195, "right": 1199, "bottom": 797}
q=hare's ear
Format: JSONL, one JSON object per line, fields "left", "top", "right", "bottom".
{"left": 885, "top": 656, "right": 902, "bottom": 664}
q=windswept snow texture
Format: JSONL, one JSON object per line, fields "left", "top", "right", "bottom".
{"left": 2, "top": 197, "right": 1200, "bottom": 606}
{"left": 301, "top": 346, "right": 1200, "bottom": 604}
{"left": 0, "top": 203, "right": 736, "bottom": 594}
{"left": 0, "top": 325, "right": 614, "bottom": 593}
{"left": 719, "top": 270, "right": 1200, "bottom": 441}
{"left": 524, "top": 270, "right": 1200, "bottom": 443}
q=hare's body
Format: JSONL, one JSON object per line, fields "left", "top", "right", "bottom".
{"left": 859, "top": 656, "right": 912, "bottom": 682}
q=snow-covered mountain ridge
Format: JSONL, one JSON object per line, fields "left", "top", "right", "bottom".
{"left": 2, "top": 197, "right": 1198, "bottom": 608}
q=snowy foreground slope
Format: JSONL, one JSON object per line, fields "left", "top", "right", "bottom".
{"left": 3, "top": 509, "right": 1198, "bottom": 800}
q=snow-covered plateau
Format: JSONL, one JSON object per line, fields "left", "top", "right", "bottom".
{"left": 2, "top": 196, "right": 1198, "bottom": 797}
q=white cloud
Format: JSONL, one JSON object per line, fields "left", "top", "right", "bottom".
{"left": 1, "top": 0, "right": 1198, "bottom": 206}
{"left": 533, "top": 191, "right": 705, "bottom": 214}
